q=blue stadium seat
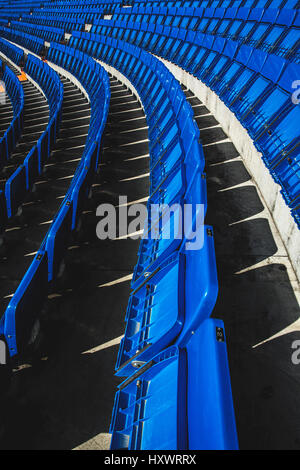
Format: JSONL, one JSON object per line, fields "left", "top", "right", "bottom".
{"left": 110, "top": 318, "right": 238, "bottom": 450}
{"left": 116, "top": 225, "right": 218, "bottom": 376}
{"left": 5, "top": 164, "right": 26, "bottom": 218}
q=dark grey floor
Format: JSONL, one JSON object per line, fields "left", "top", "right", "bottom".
{"left": 0, "top": 90, "right": 13, "bottom": 139}
{"left": 0, "top": 74, "right": 299, "bottom": 450}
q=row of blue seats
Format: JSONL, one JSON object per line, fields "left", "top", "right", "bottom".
{"left": 124, "top": 0, "right": 300, "bottom": 8}
{"left": 40, "top": 0, "right": 248, "bottom": 11}
{"left": 111, "top": 4, "right": 300, "bottom": 28}
{"left": 0, "top": 1, "right": 42, "bottom": 4}
{"left": 6, "top": 9, "right": 299, "bottom": 65}
{"left": 31, "top": 8, "right": 104, "bottom": 23}
{"left": 0, "top": 38, "right": 63, "bottom": 230}
{"left": 90, "top": 12, "right": 300, "bottom": 61}
{"left": 0, "top": 3, "right": 38, "bottom": 7}
{"left": 0, "top": 6, "right": 38, "bottom": 14}
{"left": 40, "top": 0, "right": 226, "bottom": 10}
{"left": 110, "top": 5, "right": 300, "bottom": 55}
{"left": 0, "top": 42, "right": 110, "bottom": 361}
{"left": 2, "top": 0, "right": 298, "bottom": 10}
{"left": 7, "top": 10, "right": 299, "bottom": 65}
{"left": 69, "top": 31, "right": 207, "bottom": 365}
{"left": 43, "top": 0, "right": 117, "bottom": 6}
{"left": 0, "top": 0, "right": 45, "bottom": 7}
{"left": 0, "top": 0, "right": 240, "bottom": 451}
{"left": 0, "top": 0, "right": 43, "bottom": 5}
{"left": 65, "top": 32, "right": 238, "bottom": 450}
{"left": 0, "top": 26, "right": 45, "bottom": 55}
{"left": 0, "top": 36, "right": 24, "bottom": 65}
{"left": 4, "top": 53, "right": 63, "bottom": 222}
{"left": 42, "top": 0, "right": 220, "bottom": 8}
{"left": 0, "top": 58, "right": 24, "bottom": 173}
{"left": 70, "top": 20, "right": 300, "bottom": 226}
{"left": 10, "top": 20, "right": 65, "bottom": 43}
{"left": 21, "top": 14, "right": 86, "bottom": 34}
{"left": 0, "top": 2, "right": 36, "bottom": 8}
{"left": 33, "top": 0, "right": 118, "bottom": 14}
{"left": 124, "top": 0, "right": 244, "bottom": 6}
{"left": 0, "top": 11, "right": 30, "bottom": 20}
{"left": 0, "top": 0, "right": 43, "bottom": 4}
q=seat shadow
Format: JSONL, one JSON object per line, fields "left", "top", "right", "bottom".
{"left": 204, "top": 140, "right": 240, "bottom": 164}
{"left": 200, "top": 125, "right": 228, "bottom": 145}
{"left": 206, "top": 183, "right": 264, "bottom": 224}
{"left": 206, "top": 159, "right": 252, "bottom": 190}
{"left": 227, "top": 330, "right": 300, "bottom": 450}
{"left": 0, "top": 267, "right": 132, "bottom": 449}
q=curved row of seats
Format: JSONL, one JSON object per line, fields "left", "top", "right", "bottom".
{"left": 8, "top": 1, "right": 300, "bottom": 61}
{"left": 62, "top": 34, "right": 237, "bottom": 450}
{"left": 41, "top": 0, "right": 294, "bottom": 8}
{"left": 0, "top": 58, "right": 24, "bottom": 169}
{"left": 0, "top": 11, "right": 30, "bottom": 20}
{"left": 21, "top": 14, "right": 86, "bottom": 33}
{"left": 90, "top": 12, "right": 300, "bottom": 62}
{"left": 0, "top": 26, "right": 45, "bottom": 55}
{"left": 32, "top": 8, "right": 104, "bottom": 23}
{"left": 1, "top": 0, "right": 298, "bottom": 448}
{"left": 1, "top": 0, "right": 296, "bottom": 11}
{"left": 0, "top": 39, "right": 63, "bottom": 235}
{"left": 15, "top": 2, "right": 300, "bottom": 61}
{"left": 4, "top": 53, "right": 63, "bottom": 219}
{"left": 0, "top": 39, "right": 25, "bottom": 161}
{"left": 0, "top": 0, "right": 42, "bottom": 10}
{"left": 123, "top": 0, "right": 299, "bottom": 8}
{"left": 107, "top": 6, "right": 300, "bottom": 60}
{"left": 10, "top": 21, "right": 65, "bottom": 43}
{"left": 0, "top": 43, "right": 110, "bottom": 366}
{"left": 4, "top": 2, "right": 299, "bottom": 62}
{"left": 37, "top": 0, "right": 118, "bottom": 10}
{"left": 0, "top": 0, "right": 298, "bottom": 452}
{"left": 0, "top": 36, "right": 24, "bottom": 65}
{"left": 69, "top": 17, "right": 300, "bottom": 226}
{"left": 44, "top": 0, "right": 115, "bottom": 7}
